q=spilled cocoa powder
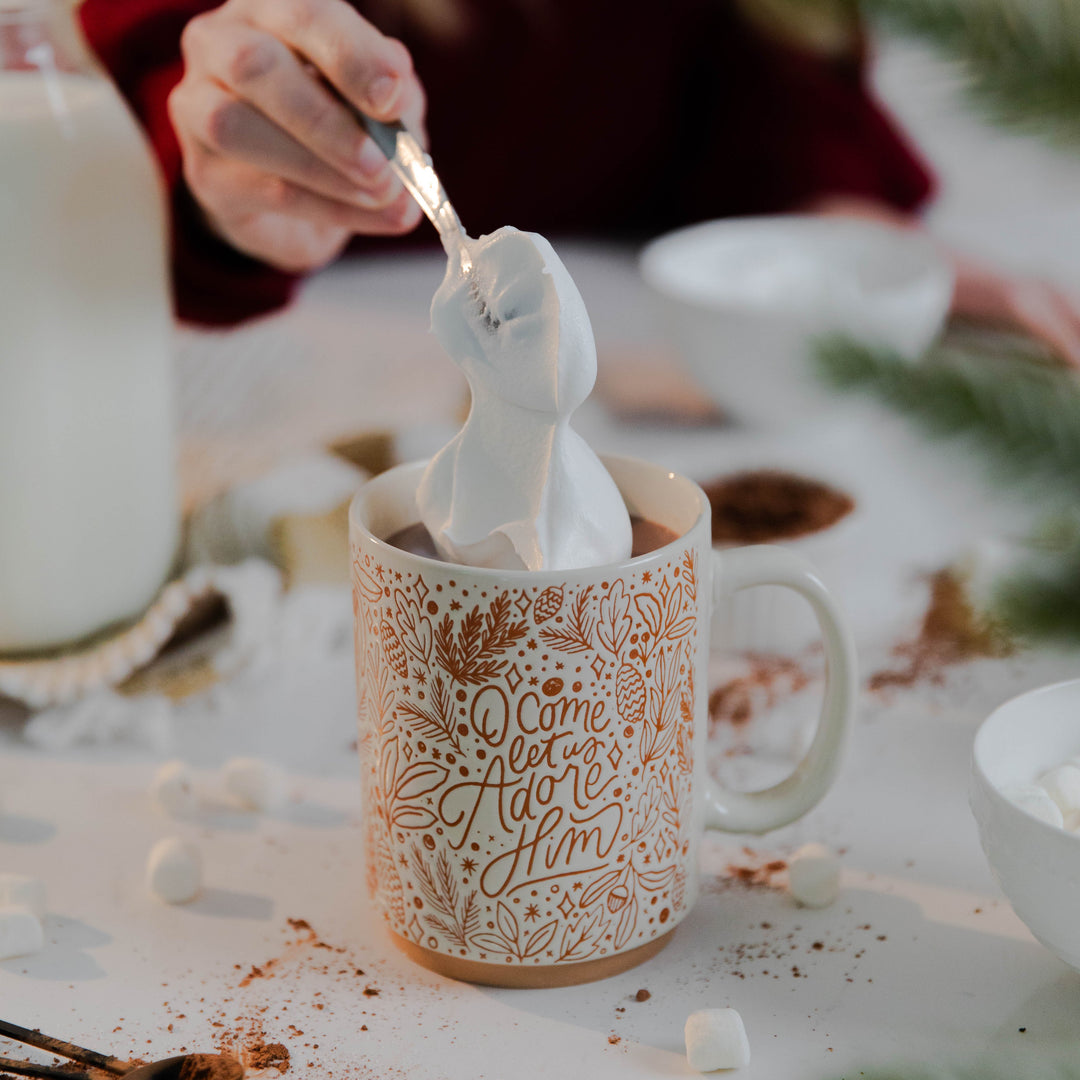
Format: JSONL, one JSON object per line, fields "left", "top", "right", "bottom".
{"left": 869, "top": 570, "right": 1013, "bottom": 691}
{"left": 176, "top": 1055, "right": 242, "bottom": 1080}
{"left": 708, "top": 654, "right": 811, "bottom": 730}
{"left": 702, "top": 471, "right": 854, "bottom": 544}
{"left": 245, "top": 1039, "right": 290, "bottom": 1074}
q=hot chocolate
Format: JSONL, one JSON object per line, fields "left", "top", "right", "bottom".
{"left": 387, "top": 515, "right": 678, "bottom": 561}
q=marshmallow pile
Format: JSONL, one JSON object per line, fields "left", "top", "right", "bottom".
{"left": 0, "top": 872, "right": 46, "bottom": 960}
{"left": 418, "top": 227, "right": 632, "bottom": 571}
{"left": 1004, "top": 757, "right": 1080, "bottom": 831}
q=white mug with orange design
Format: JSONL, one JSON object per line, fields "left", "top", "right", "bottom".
{"left": 349, "top": 455, "right": 856, "bottom": 987}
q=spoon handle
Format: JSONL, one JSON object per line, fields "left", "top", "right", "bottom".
{"left": 0, "top": 1021, "right": 126, "bottom": 1075}
{"left": 0, "top": 1058, "right": 92, "bottom": 1080}
{"left": 352, "top": 114, "right": 470, "bottom": 264}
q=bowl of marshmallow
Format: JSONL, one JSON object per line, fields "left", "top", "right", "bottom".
{"left": 970, "top": 678, "right": 1080, "bottom": 971}
{"left": 639, "top": 214, "right": 954, "bottom": 426}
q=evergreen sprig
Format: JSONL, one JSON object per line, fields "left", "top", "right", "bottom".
{"left": 862, "top": 0, "right": 1080, "bottom": 146}
{"left": 815, "top": 334, "right": 1080, "bottom": 491}
{"left": 815, "top": 335, "right": 1080, "bottom": 642}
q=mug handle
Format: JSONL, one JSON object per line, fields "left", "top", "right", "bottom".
{"left": 703, "top": 545, "right": 858, "bottom": 834}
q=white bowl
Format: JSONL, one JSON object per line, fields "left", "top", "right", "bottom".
{"left": 640, "top": 215, "right": 954, "bottom": 426}
{"left": 970, "top": 678, "right": 1080, "bottom": 970}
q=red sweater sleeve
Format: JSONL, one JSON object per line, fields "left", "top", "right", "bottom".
{"left": 79, "top": 0, "right": 933, "bottom": 328}
{"left": 79, "top": 0, "right": 299, "bottom": 325}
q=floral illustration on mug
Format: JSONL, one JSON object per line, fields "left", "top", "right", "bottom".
{"left": 353, "top": 541, "right": 700, "bottom": 966}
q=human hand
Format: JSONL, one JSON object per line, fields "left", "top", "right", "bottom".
{"left": 167, "top": 0, "right": 426, "bottom": 272}
{"left": 952, "top": 259, "right": 1080, "bottom": 370}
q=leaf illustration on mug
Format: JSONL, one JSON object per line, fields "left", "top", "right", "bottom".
{"left": 556, "top": 905, "right": 611, "bottom": 963}
{"left": 681, "top": 549, "right": 697, "bottom": 603}
{"left": 355, "top": 560, "right": 384, "bottom": 606}
{"left": 577, "top": 866, "right": 625, "bottom": 911}
{"left": 634, "top": 582, "right": 694, "bottom": 661}
{"left": 612, "top": 893, "right": 639, "bottom": 950}
{"left": 410, "top": 844, "right": 480, "bottom": 950}
{"left": 640, "top": 646, "right": 683, "bottom": 765}
{"left": 363, "top": 651, "right": 396, "bottom": 738}
{"left": 473, "top": 902, "right": 559, "bottom": 960}
{"left": 434, "top": 592, "right": 529, "bottom": 685}
{"left": 677, "top": 655, "right": 695, "bottom": 776}
{"left": 394, "top": 589, "right": 433, "bottom": 663}
{"left": 538, "top": 586, "right": 594, "bottom": 654}
{"left": 395, "top": 675, "right": 466, "bottom": 755}
{"left": 376, "top": 737, "right": 448, "bottom": 830}
{"left": 597, "top": 579, "right": 632, "bottom": 657}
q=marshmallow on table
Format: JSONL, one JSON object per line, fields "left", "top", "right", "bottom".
{"left": 0, "top": 905, "right": 44, "bottom": 960}
{"left": 684, "top": 1008, "right": 750, "bottom": 1072}
{"left": 788, "top": 842, "right": 840, "bottom": 908}
{"left": 146, "top": 837, "right": 202, "bottom": 904}
{"left": 151, "top": 760, "right": 198, "bottom": 817}
{"left": 1003, "top": 783, "right": 1066, "bottom": 829}
{"left": 0, "top": 873, "right": 46, "bottom": 920}
{"left": 223, "top": 757, "right": 286, "bottom": 812}
{"left": 1038, "top": 764, "right": 1080, "bottom": 828}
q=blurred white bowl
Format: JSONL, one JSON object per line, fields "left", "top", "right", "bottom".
{"left": 640, "top": 215, "right": 954, "bottom": 426}
{"left": 971, "top": 678, "right": 1080, "bottom": 971}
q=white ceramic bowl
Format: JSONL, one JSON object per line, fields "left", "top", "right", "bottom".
{"left": 971, "top": 678, "right": 1080, "bottom": 970}
{"left": 639, "top": 215, "right": 954, "bottom": 426}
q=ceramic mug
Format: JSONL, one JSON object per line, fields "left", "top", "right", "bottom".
{"left": 349, "top": 455, "right": 857, "bottom": 987}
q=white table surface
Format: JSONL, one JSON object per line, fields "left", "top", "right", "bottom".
{"left": 4, "top": 33, "right": 1080, "bottom": 1080}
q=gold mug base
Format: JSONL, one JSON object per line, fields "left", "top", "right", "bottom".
{"left": 389, "top": 927, "right": 675, "bottom": 988}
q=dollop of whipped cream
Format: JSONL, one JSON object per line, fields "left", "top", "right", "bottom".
{"left": 417, "top": 227, "right": 632, "bottom": 571}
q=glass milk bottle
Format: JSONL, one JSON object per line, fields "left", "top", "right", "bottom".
{"left": 0, "top": 0, "right": 179, "bottom": 653}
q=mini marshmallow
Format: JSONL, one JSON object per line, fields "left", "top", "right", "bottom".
{"left": 684, "top": 1008, "right": 750, "bottom": 1072}
{"left": 223, "top": 757, "right": 286, "bottom": 812}
{"left": 146, "top": 837, "right": 202, "bottom": 904}
{"left": 1038, "top": 764, "right": 1080, "bottom": 820}
{"left": 1003, "top": 783, "right": 1066, "bottom": 829}
{"left": 0, "top": 873, "right": 46, "bottom": 920}
{"left": 0, "top": 905, "right": 43, "bottom": 960}
{"left": 151, "top": 760, "right": 198, "bottom": 817}
{"left": 788, "top": 842, "right": 840, "bottom": 909}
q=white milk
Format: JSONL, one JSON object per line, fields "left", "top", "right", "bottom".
{"left": 0, "top": 71, "right": 179, "bottom": 652}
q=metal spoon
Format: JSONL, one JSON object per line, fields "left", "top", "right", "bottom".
{"left": 347, "top": 107, "right": 499, "bottom": 330}
{"left": 0, "top": 1019, "right": 242, "bottom": 1080}
{"left": 357, "top": 115, "right": 472, "bottom": 270}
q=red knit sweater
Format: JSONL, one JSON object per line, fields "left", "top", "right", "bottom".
{"left": 80, "top": 0, "right": 934, "bottom": 325}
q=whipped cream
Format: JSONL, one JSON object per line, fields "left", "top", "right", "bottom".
{"left": 417, "top": 227, "right": 632, "bottom": 571}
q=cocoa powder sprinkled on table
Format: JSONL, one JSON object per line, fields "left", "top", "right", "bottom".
{"left": 176, "top": 1055, "right": 241, "bottom": 1080}
{"left": 702, "top": 471, "right": 854, "bottom": 544}
{"left": 246, "top": 1037, "right": 290, "bottom": 1074}
{"left": 869, "top": 570, "right": 1012, "bottom": 691}
{"left": 708, "top": 654, "right": 811, "bottom": 730}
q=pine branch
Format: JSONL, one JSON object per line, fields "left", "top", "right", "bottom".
{"left": 814, "top": 335, "right": 1080, "bottom": 491}
{"left": 862, "top": 0, "right": 1080, "bottom": 146}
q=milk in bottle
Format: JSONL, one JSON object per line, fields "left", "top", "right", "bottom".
{"left": 0, "top": 0, "right": 179, "bottom": 652}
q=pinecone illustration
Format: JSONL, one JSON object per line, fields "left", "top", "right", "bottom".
{"left": 533, "top": 585, "right": 563, "bottom": 624}
{"left": 381, "top": 620, "right": 409, "bottom": 678}
{"left": 616, "top": 664, "right": 647, "bottom": 724}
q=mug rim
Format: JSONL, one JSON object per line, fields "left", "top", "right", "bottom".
{"left": 349, "top": 452, "right": 711, "bottom": 579}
